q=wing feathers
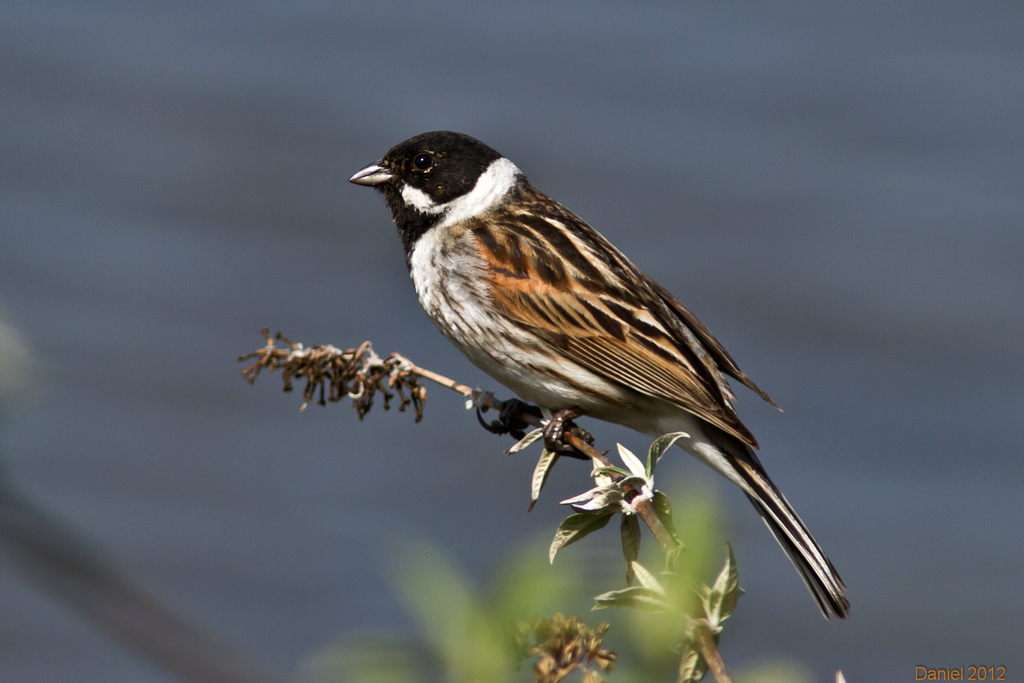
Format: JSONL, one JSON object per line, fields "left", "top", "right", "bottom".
{"left": 475, "top": 191, "right": 767, "bottom": 447}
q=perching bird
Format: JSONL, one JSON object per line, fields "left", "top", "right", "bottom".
{"left": 350, "top": 131, "right": 849, "bottom": 619}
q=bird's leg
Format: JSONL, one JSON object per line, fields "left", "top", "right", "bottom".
{"left": 476, "top": 399, "right": 594, "bottom": 460}
{"left": 476, "top": 397, "right": 542, "bottom": 440}
{"left": 543, "top": 407, "right": 594, "bottom": 458}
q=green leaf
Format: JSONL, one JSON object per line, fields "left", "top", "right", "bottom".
{"left": 629, "top": 561, "right": 668, "bottom": 596}
{"left": 528, "top": 448, "right": 559, "bottom": 512}
{"left": 675, "top": 641, "right": 707, "bottom": 683}
{"left": 616, "top": 443, "right": 646, "bottom": 478}
{"left": 617, "top": 475, "right": 650, "bottom": 491}
{"left": 571, "top": 490, "right": 623, "bottom": 512}
{"left": 560, "top": 487, "right": 623, "bottom": 512}
{"left": 646, "top": 432, "right": 688, "bottom": 478}
{"left": 549, "top": 511, "right": 614, "bottom": 563}
{"left": 506, "top": 427, "right": 544, "bottom": 454}
{"left": 702, "top": 542, "right": 742, "bottom": 630}
{"left": 620, "top": 514, "right": 641, "bottom": 585}
{"left": 651, "top": 491, "right": 683, "bottom": 553}
{"left": 592, "top": 586, "right": 672, "bottom": 612}
{"left": 560, "top": 486, "right": 606, "bottom": 506}
{"left": 591, "top": 465, "right": 632, "bottom": 479}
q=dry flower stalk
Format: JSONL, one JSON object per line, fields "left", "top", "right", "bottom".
{"left": 237, "top": 329, "right": 427, "bottom": 421}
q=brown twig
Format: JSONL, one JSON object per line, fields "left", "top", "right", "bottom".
{"left": 690, "top": 623, "right": 732, "bottom": 683}
{"left": 405, "top": 363, "right": 473, "bottom": 397}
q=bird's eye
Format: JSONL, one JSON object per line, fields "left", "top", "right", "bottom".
{"left": 413, "top": 153, "right": 433, "bottom": 170}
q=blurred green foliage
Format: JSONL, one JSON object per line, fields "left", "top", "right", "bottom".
{"left": 294, "top": 473, "right": 795, "bottom": 683}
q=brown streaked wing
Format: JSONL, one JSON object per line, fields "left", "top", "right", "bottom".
{"left": 520, "top": 188, "right": 778, "bottom": 412}
{"left": 473, "top": 211, "right": 760, "bottom": 448}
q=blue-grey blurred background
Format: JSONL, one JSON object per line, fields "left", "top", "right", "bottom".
{"left": 1, "top": 1, "right": 1022, "bottom": 681}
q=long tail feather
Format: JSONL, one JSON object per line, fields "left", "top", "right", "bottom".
{"left": 730, "top": 449, "right": 850, "bottom": 619}
{"left": 680, "top": 430, "right": 850, "bottom": 619}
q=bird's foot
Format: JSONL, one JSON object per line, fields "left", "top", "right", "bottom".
{"left": 476, "top": 397, "right": 542, "bottom": 440}
{"left": 542, "top": 407, "right": 593, "bottom": 459}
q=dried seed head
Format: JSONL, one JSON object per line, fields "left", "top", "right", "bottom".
{"left": 238, "top": 330, "right": 426, "bottom": 422}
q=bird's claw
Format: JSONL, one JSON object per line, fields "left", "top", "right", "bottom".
{"left": 476, "top": 398, "right": 542, "bottom": 440}
{"left": 542, "top": 408, "right": 592, "bottom": 459}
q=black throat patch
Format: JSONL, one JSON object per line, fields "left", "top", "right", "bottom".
{"left": 379, "top": 186, "right": 442, "bottom": 265}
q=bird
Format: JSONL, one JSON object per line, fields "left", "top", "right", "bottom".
{"left": 350, "top": 131, "right": 849, "bottom": 619}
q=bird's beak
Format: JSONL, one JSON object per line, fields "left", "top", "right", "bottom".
{"left": 349, "top": 163, "right": 393, "bottom": 187}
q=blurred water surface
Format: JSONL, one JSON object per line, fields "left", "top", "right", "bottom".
{"left": 1, "top": 1, "right": 1022, "bottom": 681}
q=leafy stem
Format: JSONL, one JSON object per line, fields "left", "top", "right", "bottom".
{"left": 241, "top": 331, "right": 739, "bottom": 683}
